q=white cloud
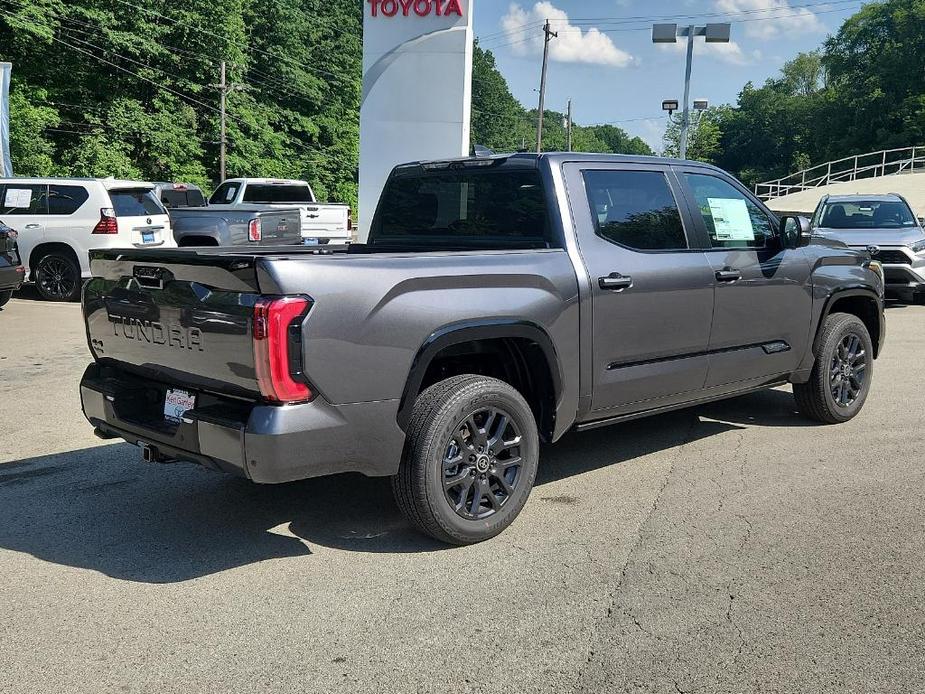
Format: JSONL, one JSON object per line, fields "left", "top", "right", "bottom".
{"left": 501, "top": 2, "right": 636, "bottom": 67}
{"left": 658, "top": 38, "right": 761, "bottom": 66}
{"left": 714, "top": 0, "right": 825, "bottom": 40}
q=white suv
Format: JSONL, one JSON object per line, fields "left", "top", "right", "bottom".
{"left": 0, "top": 178, "right": 176, "bottom": 301}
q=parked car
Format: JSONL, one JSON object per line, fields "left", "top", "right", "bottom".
{"left": 0, "top": 221, "right": 24, "bottom": 308}
{"left": 811, "top": 193, "right": 925, "bottom": 303}
{"left": 0, "top": 178, "right": 176, "bottom": 301}
{"left": 79, "top": 153, "right": 885, "bottom": 545}
{"left": 208, "top": 178, "right": 351, "bottom": 245}
{"left": 170, "top": 206, "right": 303, "bottom": 247}
{"left": 151, "top": 182, "right": 207, "bottom": 209}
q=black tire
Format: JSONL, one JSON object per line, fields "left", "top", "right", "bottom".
{"left": 34, "top": 251, "right": 81, "bottom": 302}
{"left": 392, "top": 375, "right": 540, "bottom": 545}
{"left": 0, "top": 289, "right": 11, "bottom": 308}
{"left": 793, "top": 312, "right": 874, "bottom": 424}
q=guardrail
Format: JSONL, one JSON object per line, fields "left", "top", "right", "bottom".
{"left": 754, "top": 146, "right": 925, "bottom": 200}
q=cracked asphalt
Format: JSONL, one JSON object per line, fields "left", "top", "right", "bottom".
{"left": 1, "top": 294, "right": 923, "bottom": 694}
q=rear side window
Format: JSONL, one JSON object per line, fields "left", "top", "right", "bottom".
{"left": 0, "top": 184, "right": 48, "bottom": 215}
{"left": 582, "top": 170, "right": 687, "bottom": 251}
{"left": 242, "top": 184, "right": 314, "bottom": 203}
{"left": 369, "top": 167, "right": 554, "bottom": 250}
{"left": 684, "top": 173, "right": 774, "bottom": 249}
{"left": 109, "top": 189, "right": 166, "bottom": 217}
{"left": 48, "top": 185, "right": 89, "bottom": 215}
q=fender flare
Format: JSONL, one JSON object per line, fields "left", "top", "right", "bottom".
{"left": 396, "top": 319, "right": 562, "bottom": 431}
{"left": 815, "top": 287, "right": 884, "bottom": 356}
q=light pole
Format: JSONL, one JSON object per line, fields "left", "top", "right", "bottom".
{"left": 652, "top": 23, "right": 730, "bottom": 160}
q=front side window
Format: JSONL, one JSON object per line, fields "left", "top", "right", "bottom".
{"left": 109, "top": 189, "right": 167, "bottom": 217}
{"left": 209, "top": 182, "right": 240, "bottom": 205}
{"left": 48, "top": 185, "right": 90, "bottom": 215}
{"left": 684, "top": 173, "right": 774, "bottom": 249}
{"left": 582, "top": 170, "right": 687, "bottom": 251}
{"left": 0, "top": 184, "right": 48, "bottom": 215}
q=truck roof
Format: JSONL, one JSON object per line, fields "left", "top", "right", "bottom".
{"left": 393, "top": 151, "right": 726, "bottom": 173}
{"left": 221, "top": 178, "right": 310, "bottom": 186}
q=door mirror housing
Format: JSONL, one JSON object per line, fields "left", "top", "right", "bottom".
{"left": 780, "top": 215, "right": 811, "bottom": 249}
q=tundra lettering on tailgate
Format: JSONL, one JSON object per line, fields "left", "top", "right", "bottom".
{"left": 110, "top": 316, "right": 204, "bottom": 352}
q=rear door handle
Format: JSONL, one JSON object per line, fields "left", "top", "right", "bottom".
{"left": 715, "top": 268, "right": 742, "bottom": 283}
{"left": 598, "top": 273, "right": 633, "bottom": 291}
{"left": 24, "top": 224, "right": 41, "bottom": 229}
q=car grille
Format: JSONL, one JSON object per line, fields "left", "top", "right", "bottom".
{"left": 871, "top": 249, "right": 912, "bottom": 265}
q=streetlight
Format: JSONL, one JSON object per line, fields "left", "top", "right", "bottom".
{"left": 652, "top": 22, "right": 730, "bottom": 160}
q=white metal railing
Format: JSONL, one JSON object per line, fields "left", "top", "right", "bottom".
{"left": 754, "top": 146, "right": 925, "bottom": 200}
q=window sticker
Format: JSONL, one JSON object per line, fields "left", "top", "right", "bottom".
{"left": 4, "top": 188, "right": 33, "bottom": 209}
{"left": 225, "top": 186, "right": 236, "bottom": 202}
{"left": 707, "top": 197, "right": 755, "bottom": 241}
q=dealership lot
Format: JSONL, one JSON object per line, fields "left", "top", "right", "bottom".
{"left": 1, "top": 296, "right": 923, "bottom": 694}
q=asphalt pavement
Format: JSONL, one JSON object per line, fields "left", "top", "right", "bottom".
{"left": 1, "top": 293, "right": 923, "bottom": 694}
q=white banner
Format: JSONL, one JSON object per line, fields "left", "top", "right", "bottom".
{"left": 359, "top": 0, "right": 474, "bottom": 240}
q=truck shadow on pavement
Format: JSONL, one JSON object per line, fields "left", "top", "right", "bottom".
{"left": 0, "top": 388, "right": 808, "bottom": 582}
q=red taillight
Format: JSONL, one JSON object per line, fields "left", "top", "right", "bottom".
{"left": 92, "top": 208, "right": 118, "bottom": 234}
{"left": 247, "top": 218, "right": 262, "bottom": 242}
{"left": 253, "top": 297, "right": 312, "bottom": 403}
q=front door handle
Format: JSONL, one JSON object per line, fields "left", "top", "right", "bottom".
{"left": 598, "top": 273, "right": 633, "bottom": 291}
{"left": 24, "top": 223, "right": 41, "bottom": 229}
{"left": 715, "top": 268, "right": 742, "bottom": 283}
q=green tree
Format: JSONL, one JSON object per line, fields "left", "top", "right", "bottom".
{"left": 663, "top": 107, "right": 728, "bottom": 164}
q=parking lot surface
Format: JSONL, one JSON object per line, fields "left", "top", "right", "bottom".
{"left": 1, "top": 295, "right": 923, "bottom": 694}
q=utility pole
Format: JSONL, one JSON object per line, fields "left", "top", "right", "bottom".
{"left": 219, "top": 60, "right": 227, "bottom": 183}
{"left": 679, "top": 26, "right": 695, "bottom": 161}
{"left": 536, "top": 19, "right": 557, "bottom": 154}
{"left": 566, "top": 99, "right": 573, "bottom": 152}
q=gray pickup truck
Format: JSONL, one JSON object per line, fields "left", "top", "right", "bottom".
{"left": 79, "top": 153, "right": 886, "bottom": 544}
{"left": 170, "top": 206, "right": 303, "bottom": 247}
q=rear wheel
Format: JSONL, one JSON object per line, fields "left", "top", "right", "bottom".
{"left": 0, "top": 289, "right": 11, "bottom": 308}
{"left": 392, "top": 375, "right": 540, "bottom": 545}
{"left": 793, "top": 312, "right": 873, "bottom": 424}
{"left": 34, "top": 252, "right": 81, "bottom": 302}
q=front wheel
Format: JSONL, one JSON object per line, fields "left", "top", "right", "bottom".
{"left": 34, "top": 252, "right": 81, "bottom": 302}
{"left": 392, "top": 375, "right": 540, "bottom": 545}
{"left": 793, "top": 312, "right": 874, "bottom": 424}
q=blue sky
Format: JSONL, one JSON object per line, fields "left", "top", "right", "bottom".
{"left": 472, "top": 0, "right": 867, "bottom": 150}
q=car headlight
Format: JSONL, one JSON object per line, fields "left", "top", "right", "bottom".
{"left": 911, "top": 239, "right": 925, "bottom": 254}
{"left": 867, "top": 259, "right": 884, "bottom": 281}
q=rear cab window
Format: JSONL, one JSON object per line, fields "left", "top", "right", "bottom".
{"left": 161, "top": 188, "right": 206, "bottom": 208}
{"left": 108, "top": 188, "right": 167, "bottom": 217}
{"left": 242, "top": 184, "right": 315, "bottom": 204}
{"left": 368, "top": 163, "right": 555, "bottom": 251}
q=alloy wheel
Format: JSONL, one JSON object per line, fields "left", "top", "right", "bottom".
{"left": 830, "top": 332, "right": 867, "bottom": 408}
{"left": 38, "top": 257, "right": 78, "bottom": 301}
{"left": 442, "top": 406, "right": 523, "bottom": 521}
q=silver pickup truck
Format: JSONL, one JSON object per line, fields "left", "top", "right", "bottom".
{"left": 79, "top": 153, "right": 886, "bottom": 545}
{"left": 170, "top": 206, "right": 303, "bottom": 247}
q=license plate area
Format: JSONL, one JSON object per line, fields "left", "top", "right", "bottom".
{"left": 142, "top": 231, "right": 155, "bottom": 244}
{"left": 164, "top": 388, "right": 196, "bottom": 422}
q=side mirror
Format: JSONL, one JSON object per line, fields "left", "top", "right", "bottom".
{"left": 780, "top": 215, "right": 811, "bottom": 249}
{"left": 918, "top": 216, "right": 924, "bottom": 227}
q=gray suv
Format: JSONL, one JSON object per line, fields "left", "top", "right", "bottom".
{"left": 811, "top": 193, "right": 925, "bottom": 302}
{"left": 79, "top": 153, "right": 887, "bottom": 544}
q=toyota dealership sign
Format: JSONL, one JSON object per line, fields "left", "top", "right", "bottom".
{"left": 359, "top": 0, "right": 474, "bottom": 239}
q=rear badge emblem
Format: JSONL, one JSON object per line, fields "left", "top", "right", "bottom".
{"left": 146, "top": 218, "right": 152, "bottom": 225}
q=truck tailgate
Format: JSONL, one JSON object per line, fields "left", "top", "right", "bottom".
{"left": 84, "top": 249, "right": 269, "bottom": 397}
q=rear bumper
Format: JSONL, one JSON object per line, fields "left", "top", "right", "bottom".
{"left": 0, "top": 262, "right": 24, "bottom": 291}
{"left": 80, "top": 363, "right": 406, "bottom": 483}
